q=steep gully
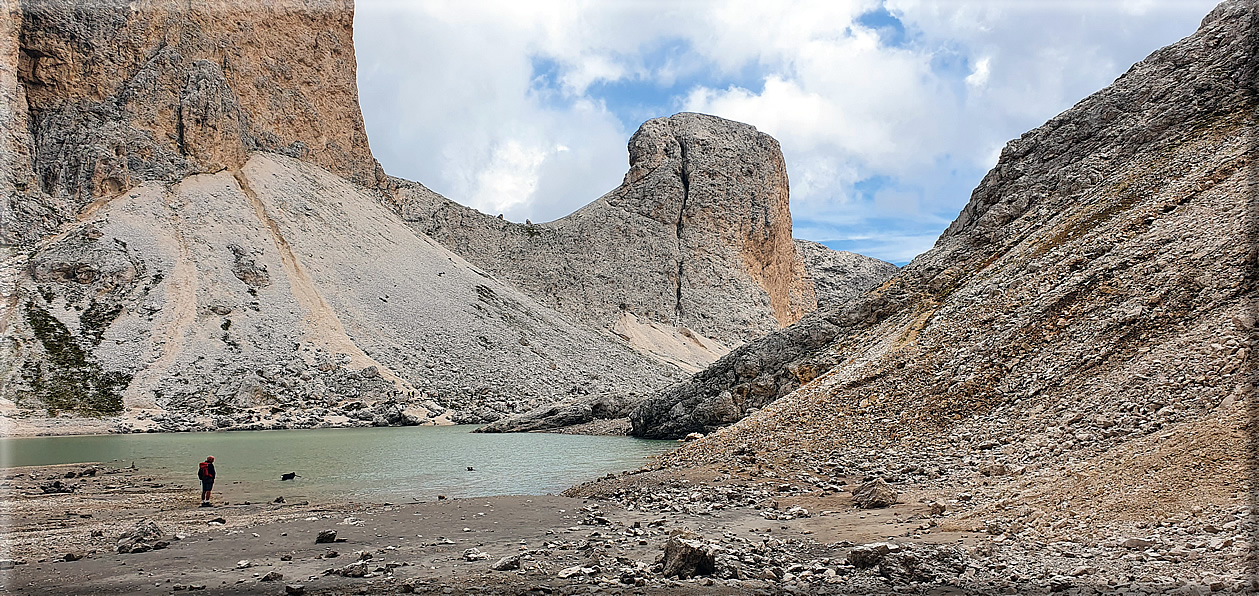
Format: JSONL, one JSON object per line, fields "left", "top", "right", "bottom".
{"left": 675, "top": 135, "right": 689, "bottom": 324}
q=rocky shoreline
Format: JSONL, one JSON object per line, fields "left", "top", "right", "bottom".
{"left": 3, "top": 457, "right": 1253, "bottom": 595}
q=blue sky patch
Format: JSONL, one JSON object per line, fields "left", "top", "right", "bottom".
{"left": 855, "top": 4, "right": 908, "bottom": 48}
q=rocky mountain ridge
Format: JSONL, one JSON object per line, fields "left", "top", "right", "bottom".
{"left": 614, "top": 1, "right": 1257, "bottom": 573}
{"left": 390, "top": 113, "right": 888, "bottom": 370}
{"left": 0, "top": 0, "right": 895, "bottom": 434}
{"left": 1, "top": 0, "right": 677, "bottom": 433}
{"left": 630, "top": 0, "right": 1257, "bottom": 442}
{"left": 793, "top": 239, "right": 899, "bottom": 309}
{"left": 550, "top": 3, "right": 1258, "bottom": 591}
{"left": 3, "top": 152, "right": 684, "bottom": 434}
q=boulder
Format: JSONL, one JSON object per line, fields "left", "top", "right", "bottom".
{"left": 335, "top": 561, "right": 367, "bottom": 578}
{"left": 846, "top": 543, "right": 893, "bottom": 568}
{"left": 492, "top": 555, "right": 521, "bottom": 571}
{"left": 315, "top": 530, "right": 337, "bottom": 544}
{"left": 661, "top": 531, "right": 719, "bottom": 579}
{"left": 852, "top": 479, "right": 898, "bottom": 509}
{"left": 556, "top": 566, "right": 595, "bottom": 579}
{"left": 878, "top": 546, "right": 968, "bottom": 584}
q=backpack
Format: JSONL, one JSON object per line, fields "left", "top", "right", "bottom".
{"left": 198, "top": 461, "right": 212, "bottom": 479}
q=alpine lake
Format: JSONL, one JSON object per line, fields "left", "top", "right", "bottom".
{"left": 0, "top": 425, "right": 676, "bottom": 503}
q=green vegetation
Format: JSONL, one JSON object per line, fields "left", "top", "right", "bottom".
{"left": 80, "top": 299, "right": 123, "bottom": 345}
{"left": 21, "top": 302, "right": 129, "bottom": 416}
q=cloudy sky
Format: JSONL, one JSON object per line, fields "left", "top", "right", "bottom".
{"left": 354, "top": 0, "right": 1217, "bottom": 265}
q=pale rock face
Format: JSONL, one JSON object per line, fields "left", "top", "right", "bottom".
{"left": 1, "top": 0, "right": 382, "bottom": 244}
{"left": 1, "top": 153, "right": 675, "bottom": 431}
{"left": 632, "top": 0, "right": 1258, "bottom": 439}
{"left": 0, "top": 0, "right": 885, "bottom": 434}
{"left": 0, "top": 0, "right": 685, "bottom": 432}
{"left": 391, "top": 112, "right": 817, "bottom": 350}
{"left": 792, "top": 239, "right": 899, "bottom": 309}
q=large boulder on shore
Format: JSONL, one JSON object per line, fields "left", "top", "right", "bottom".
{"left": 660, "top": 531, "right": 719, "bottom": 579}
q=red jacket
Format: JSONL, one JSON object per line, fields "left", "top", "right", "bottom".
{"left": 198, "top": 461, "right": 215, "bottom": 480}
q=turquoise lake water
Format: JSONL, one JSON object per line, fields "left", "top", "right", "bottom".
{"left": 0, "top": 425, "right": 675, "bottom": 503}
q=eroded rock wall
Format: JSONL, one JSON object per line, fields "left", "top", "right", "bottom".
{"left": 392, "top": 113, "right": 817, "bottom": 350}
{"left": 2, "top": 0, "right": 382, "bottom": 244}
{"left": 792, "top": 239, "right": 899, "bottom": 308}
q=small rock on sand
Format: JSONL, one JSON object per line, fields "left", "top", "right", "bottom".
{"left": 315, "top": 530, "right": 337, "bottom": 544}
{"left": 492, "top": 555, "right": 521, "bottom": 571}
{"left": 557, "top": 565, "right": 594, "bottom": 579}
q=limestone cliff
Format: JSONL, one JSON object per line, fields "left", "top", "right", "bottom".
{"left": 2, "top": 0, "right": 383, "bottom": 245}
{"left": 391, "top": 113, "right": 817, "bottom": 366}
{"left": 0, "top": 0, "right": 680, "bottom": 434}
{"left": 792, "top": 239, "right": 898, "bottom": 308}
{"left": 632, "top": 0, "right": 1257, "bottom": 442}
{"left": 1, "top": 153, "right": 676, "bottom": 434}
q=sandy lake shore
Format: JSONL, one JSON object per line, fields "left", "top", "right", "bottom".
{"left": 3, "top": 458, "right": 1254, "bottom": 595}
{"left": 0, "top": 461, "right": 984, "bottom": 596}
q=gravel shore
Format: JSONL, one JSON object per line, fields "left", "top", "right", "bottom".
{"left": 3, "top": 457, "right": 1254, "bottom": 595}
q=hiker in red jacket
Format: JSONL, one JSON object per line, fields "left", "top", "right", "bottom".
{"left": 198, "top": 456, "right": 216, "bottom": 507}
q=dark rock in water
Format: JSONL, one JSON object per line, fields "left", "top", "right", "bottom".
{"left": 274, "top": 496, "right": 286, "bottom": 504}
{"left": 315, "top": 530, "right": 337, "bottom": 544}
{"left": 284, "top": 585, "right": 305, "bottom": 596}
{"left": 280, "top": 555, "right": 293, "bottom": 562}
{"left": 661, "top": 531, "right": 718, "bottom": 579}
{"left": 280, "top": 472, "right": 297, "bottom": 481}
{"left": 630, "top": 314, "right": 843, "bottom": 439}
{"left": 852, "top": 478, "right": 898, "bottom": 509}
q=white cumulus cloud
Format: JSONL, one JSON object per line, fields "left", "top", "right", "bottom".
{"left": 354, "top": 0, "right": 1219, "bottom": 263}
